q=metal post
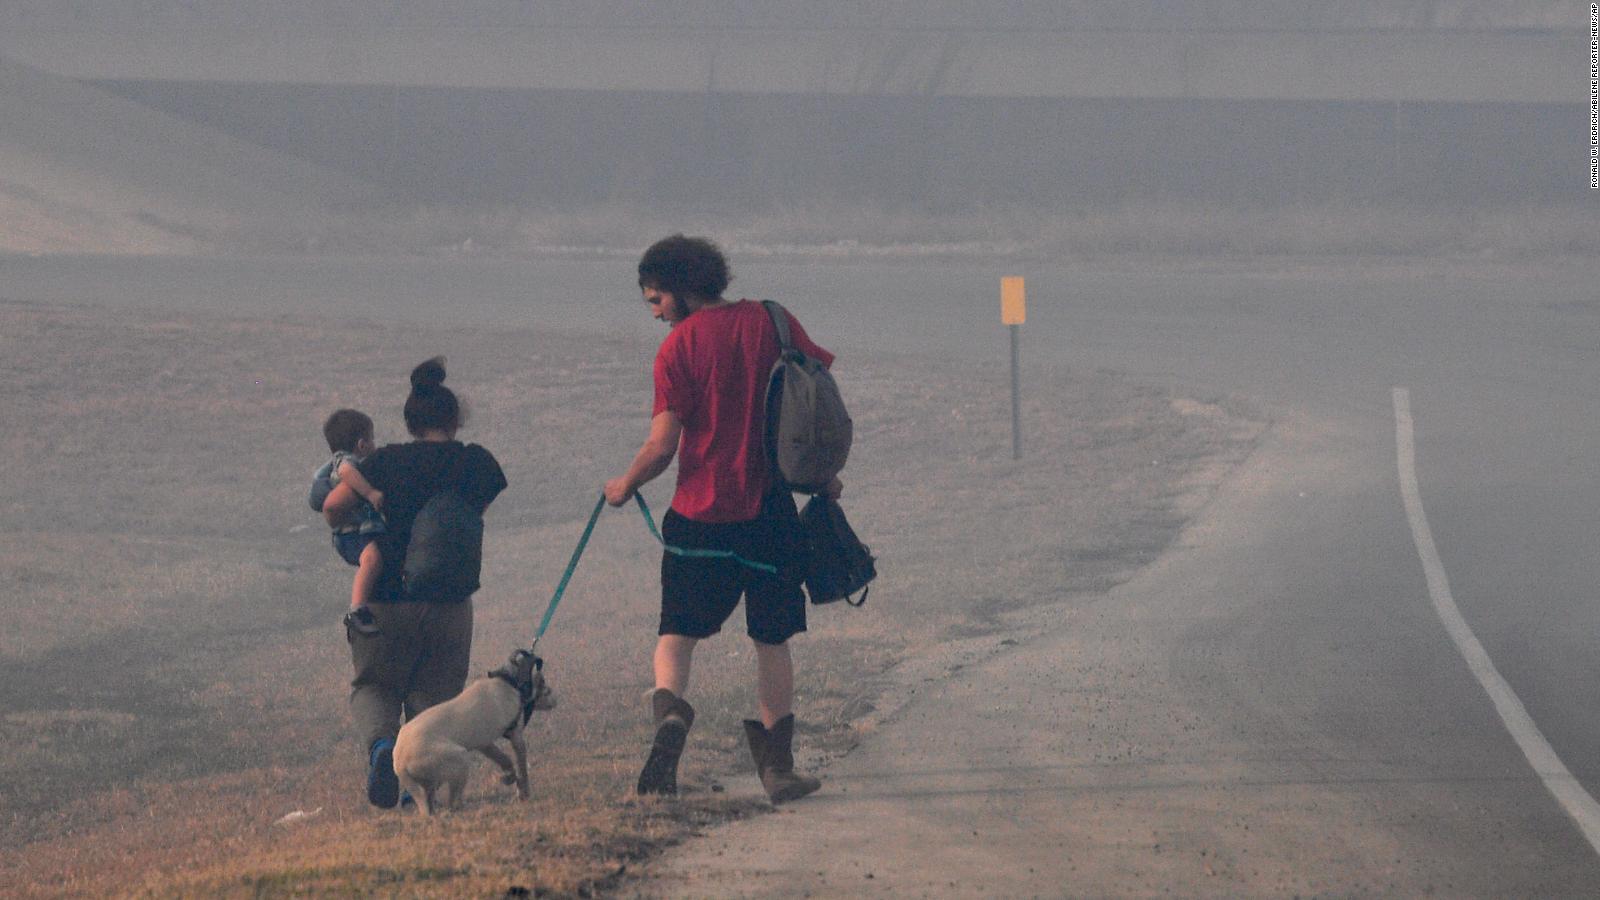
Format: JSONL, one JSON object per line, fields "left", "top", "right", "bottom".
{"left": 1000, "top": 275, "right": 1026, "bottom": 461}
{"left": 1010, "top": 323, "right": 1022, "bottom": 459}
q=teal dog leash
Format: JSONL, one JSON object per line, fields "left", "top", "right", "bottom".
{"left": 632, "top": 493, "right": 778, "bottom": 574}
{"left": 530, "top": 494, "right": 606, "bottom": 655}
{"left": 530, "top": 492, "right": 779, "bottom": 654}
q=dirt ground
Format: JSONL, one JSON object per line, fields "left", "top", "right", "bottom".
{"left": 0, "top": 298, "right": 1260, "bottom": 897}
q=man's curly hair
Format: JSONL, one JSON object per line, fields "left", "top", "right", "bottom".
{"left": 637, "top": 234, "right": 730, "bottom": 300}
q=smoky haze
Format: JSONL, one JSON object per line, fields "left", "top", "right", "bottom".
{"left": 6, "top": 5, "right": 1600, "bottom": 895}
{"left": 0, "top": 1, "right": 1589, "bottom": 255}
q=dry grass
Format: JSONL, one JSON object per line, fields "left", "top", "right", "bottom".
{"left": 0, "top": 298, "right": 1261, "bottom": 897}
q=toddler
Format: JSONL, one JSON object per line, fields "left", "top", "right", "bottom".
{"left": 309, "top": 409, "right": 386, "bottom": 629}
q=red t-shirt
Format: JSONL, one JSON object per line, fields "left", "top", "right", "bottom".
{"left": 653, "top": 299, "right": 835, "bottom": 522}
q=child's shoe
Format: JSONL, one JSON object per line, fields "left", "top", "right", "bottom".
{"left": 343, "top": 606, "right": 380, "bottom": 637}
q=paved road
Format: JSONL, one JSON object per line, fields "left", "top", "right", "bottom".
{"left": 632, "top": 258, "right": 1600, "bottom": 896}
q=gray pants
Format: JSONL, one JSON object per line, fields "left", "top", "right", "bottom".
{"left": 349, "top": 600, "right": 473, "bottom": 753}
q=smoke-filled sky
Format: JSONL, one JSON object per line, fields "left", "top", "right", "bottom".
{"left": 0, "top": 0, "right": 1586, "bottom": 256}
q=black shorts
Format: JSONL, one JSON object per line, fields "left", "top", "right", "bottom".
{"left": 659, "top": 491, "right": 806, "bottom": 645}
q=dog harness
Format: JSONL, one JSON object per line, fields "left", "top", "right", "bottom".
{"left": 490, "top": 660, "right": 545, "bottom": 736}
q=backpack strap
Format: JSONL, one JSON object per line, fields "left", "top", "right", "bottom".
{"left": 761, "top": 300, "right": 794, "bottom": 353}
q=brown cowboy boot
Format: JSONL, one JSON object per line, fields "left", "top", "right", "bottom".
{"left": 637, "top": 688, "right": 695, "bottom": 796}
{"left": 742, "top": 714, "right": 821, "bottom": 804}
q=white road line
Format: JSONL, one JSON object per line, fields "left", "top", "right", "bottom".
{"left": 1393, "top": 386, "right": 1600, "bottom": 855}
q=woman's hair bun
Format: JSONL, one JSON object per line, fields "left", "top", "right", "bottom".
{"left": 410, "top": 356, "right": 447, "bottom": 391}
{"left": 403, "top": 356, "right": 463, "bottom": 437}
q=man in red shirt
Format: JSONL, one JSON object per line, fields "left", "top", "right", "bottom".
{"left": 605, "top": 234, "right": 837, "bottom": 803}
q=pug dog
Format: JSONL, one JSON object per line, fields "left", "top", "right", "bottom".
{"left": 392, "top": 649, "right": 555, "bottom": 815}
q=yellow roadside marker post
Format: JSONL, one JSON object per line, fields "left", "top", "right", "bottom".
{"left": 1001, "top": 276, "right": 1026, "bottom": 460}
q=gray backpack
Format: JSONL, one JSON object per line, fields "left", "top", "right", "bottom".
{"left": 761, "top": 300, "right": 852, "bottom": 493}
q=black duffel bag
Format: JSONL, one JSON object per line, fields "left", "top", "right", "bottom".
{"left": 798, "top": 495, "right": 876, "bottom": 607}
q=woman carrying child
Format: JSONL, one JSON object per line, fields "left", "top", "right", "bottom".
{"left": 321, "top": 357, "right": 507, "bottom": 808}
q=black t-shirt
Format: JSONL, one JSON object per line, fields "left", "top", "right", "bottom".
{"left": 358, "top": 440, "right": 507, "bottom": 602}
